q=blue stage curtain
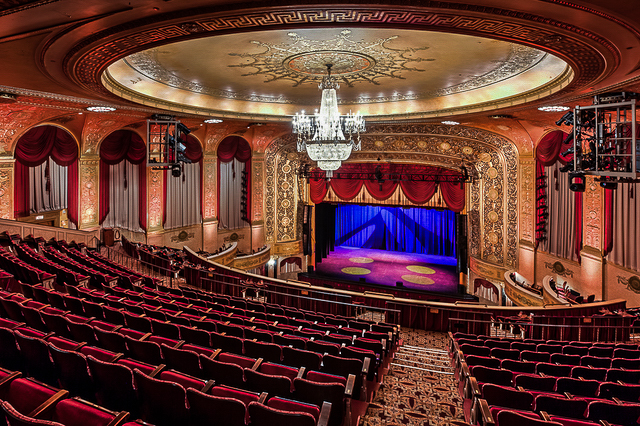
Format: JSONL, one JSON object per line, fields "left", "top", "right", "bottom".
{"left": 334, "top": 204, "right": 457, "bottom": 256}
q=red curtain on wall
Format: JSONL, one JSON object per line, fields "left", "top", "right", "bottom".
{"left": 309, "top": 163, "right": 465, "bottom": 212}
{"left": 13, "top": 126, "right": 78, "bottom": 221}
{"left": 535, "top": 130, "right": 582, "bottom": 259}
{"left": 99, "top": 130, "right": 146, "bottom": 228}
{"left": 217, "top": 136, "right": 251, "bottom": 221}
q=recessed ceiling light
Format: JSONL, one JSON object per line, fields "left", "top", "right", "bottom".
{"left": 204, "top": 118, "right": 223, "bottom": 124}
{"left": 538, "top": 106, "right": 570, "bottom": 112}
{"left": 86, "top": 106, "right": 116, "bottom": 112}
{"left": 441, "top": 121, "right": 459, "bottom": 125}
{"left": 489, "top": 114, "right": 513, "bottom": 119}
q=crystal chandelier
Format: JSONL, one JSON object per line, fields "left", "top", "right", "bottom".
{"left": 292, "top": 64, "right": 365, "bottom": 174}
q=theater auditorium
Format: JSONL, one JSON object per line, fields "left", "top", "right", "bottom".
{"left": 0, "top": 0, "right": 640, "bottom": 425}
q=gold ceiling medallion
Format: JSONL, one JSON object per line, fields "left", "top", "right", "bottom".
{"left": 228, "top": 30, "right": 434, "bottom": 88}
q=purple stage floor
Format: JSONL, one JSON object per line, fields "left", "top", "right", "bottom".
{"left": 315, "top": 246, "right": 459, "bottom": 294}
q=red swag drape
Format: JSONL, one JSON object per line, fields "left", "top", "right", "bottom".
{"left": 535, "top": 130, "right": 582, "bottom": 259}
{"left": 217, "top": 136, "right": 251, "bottom": 222}
{"left": 310, "top": 163, "right": 465, "bottom": 212}
{"left": 99, "top": 130, "right": 146, "bottom": 229}
{"left": 13, "top": 126, "right": 78, "bottom": 221}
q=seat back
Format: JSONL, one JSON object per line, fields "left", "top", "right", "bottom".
{"left": 555, "top": 377, "right": 600, "bottom": 397}
{"left": 14, "top": 332, "right": 57, "bottom": 386}
{"left": 133, "top": 369, "right": 188, "bottom": 426}
{"left": 293, "top": 377, "right": 345, "bottom": 426}
{"left": 482, "top": 384, "right": 533, "bottom": 410}
{"left": 534, "top": 395, "right": 588, "bottom": 419}
{"left": 244, "top": 340, "right": 282, "bottom": 363}
{"left": 125, "top": 336, "right": 163, "bottom": 365}
{"left": 199, "top": 356, "right": 245, "bottom": 388}
{"left": 2, "top": 401, "right": 65, "bottom": 426}
{"left": 7, "top": 378, "right": 63, "bottom": 417}
{"left": 86, "top": 355, "right": 139, "bottom": 418}
{"left": 187, "top": 388, "right": 246, "bottom": 426}
{"left": 94, "top": 328, "right": 128, "bottom": 354}
{"left": 587, "top": 400, "right": 640, "bottom": 425}
{"left": 52, "top": 397, "right": 125, "bottom": 426}
{"left": 49, "top": 345, "right": 94, "bottom": 401}
{"left": 282, "top": 346, "right": 322, "bottom": 371}
{"left": 247, "top": 402, "right": 316, "bottom": 426}
{"left": 244, "top": 368, "right": 292, "bottom": 397}
{"left": 160, "top": 344, "right": 202, "bottom": 378}
{"left": 497, "top": 410, "right": 563, "bottom": 426}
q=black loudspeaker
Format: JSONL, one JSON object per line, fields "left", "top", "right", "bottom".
{"left": 457, "top": 214, "right": 468, "bottom": 273}
{"left": 396, "top": 281, "right": 403, "bottom": 287}
{"left": 307, "top": 265, "right": 314, "bottom": 273}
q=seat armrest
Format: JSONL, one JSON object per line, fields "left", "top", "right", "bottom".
{"left": 297, "top": 367, "right": 306, "bottom": 379}
{"left": 473, "top": 398, "right": 494, "bottom": 426}
{"left": 112, "top": 325, "right": 123, "bottom": 332}
{"left": 344, "top": 374, "right": 356, "bottom": 397}
{"left": 149, "top": 364, "right": 166, "bottom": 378}
{"left": 110, "top": 353, "right": 124, "bottom": 362}
{"left": 29, "top": 389, "right": 69, "bottom": 418}
{"left": 201, "top": 379, "right": 215, "bottom": 393}
{"left": 0, "top": 371, "right": 21, "bottom": 389}
{"left": 258, "top": 392, "right": 268, "bottom": 404}
{"left": 106, "top": 411, "right": 130, "bottom": 426}
{"left": 361, "top": 357, "right": 370, "bottom": 375}
{"left": 540, "top": 411, "right": 551, "bottom": 421}
{"left": 173, "top": 340, "right": 185, "bottom": 349}
{"left": 210, "top": 348, "right": 222, "bottom": 360}
{"left": 140, "top": 333, "right": 152, "bottom": 341}
{"left": 317, "top": 401, "right": 332, "bottom": 426}
{"left": 252, "top": 357, "right": 264, "bottom": 370}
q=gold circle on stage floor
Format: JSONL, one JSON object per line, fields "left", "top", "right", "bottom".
{"left": 401, "top": 274, "right": 435, "bottom": 285}
{"left": 406, "top": 265, "right": 436, "bottom": 274}
{"left": 342, "top": 267, "right": 372, "bottom": 275}
{"left": 349, "top": 257, "right": 374, "bottom": 264}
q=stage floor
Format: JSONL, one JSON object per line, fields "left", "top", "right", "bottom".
{"left": 315, "top": 246, "right": 459, "bottom": 294}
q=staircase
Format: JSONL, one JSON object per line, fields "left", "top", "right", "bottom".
{"left": 391, "top": 344, "right": 453, "bottom": 375}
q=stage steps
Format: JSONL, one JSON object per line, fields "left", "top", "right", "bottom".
{"left": 390, "top": 344, "right": 453, "bottom": 375}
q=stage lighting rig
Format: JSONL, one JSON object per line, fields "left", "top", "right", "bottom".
{"left": 147, "top": 118, "right": 192, "bottom": 176}
{"left": 555, "top": 92, "right": 638, "bottom": 191}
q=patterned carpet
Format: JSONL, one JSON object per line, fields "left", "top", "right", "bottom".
{"left": 361, "top": 329, "right": 468, "bottom": 426}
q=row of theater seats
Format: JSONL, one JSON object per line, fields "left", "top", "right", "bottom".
{"left": 13, "top": 280, "right": 394, "bottom": 377}
{"left": 0, "top": 290, "right": 362, "bottom": 426}
{"left": 449, "top": 332, "right": 640, "bottom": 426}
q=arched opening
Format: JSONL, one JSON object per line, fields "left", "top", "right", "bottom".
{"left": 99, "top": 130, "right": 147, "bottom": 232}
{"left": 217, "top": 136, "right": 251, "bottom": 230}
{"left": 164, "top": 134, "right": 203, "bottom": 229}
{"left": 13, "top": 125, "right": 79, "bottom": 227}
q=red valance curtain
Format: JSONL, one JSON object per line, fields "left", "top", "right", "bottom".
{"left": 217, "top": 136, "right": 251, "bottom": 222}
{"left": 13, "top": 126, "right": 78, "bottom": 222}
{"left": 310, "top": 163, "right": 465, "bottom": 212}
{"left": 99, "top": 130, "right": 147, "bottom": 229}
{"left": 536, "top": 130, "right": 572, "bottom": 166}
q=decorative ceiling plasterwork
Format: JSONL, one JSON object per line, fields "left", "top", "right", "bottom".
{"left": 122, "top": 31, "right": 546, "bottom": 105}
{"left": 62, "top": 4, "right": 612, "bottom": 101}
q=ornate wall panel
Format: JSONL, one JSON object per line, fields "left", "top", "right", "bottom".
{"left": 519, "top": 157, "right": 535, "bottom": 243}
{"left": 0, "top": 159, "right": 14, "bottom": 219}
{"left": 252, "top": 156, "right": 264, "bottom": 222}
{"left": 81, "top": 114, "right": 141, "bottom": 155}
{"left": 147, "top": 168, "right": 163, "bottom": 231}
{"left": 583, "top": 175, "right": 602, "bottom": 251}
{"left": 78, "top": 156, "right": 99, "bottom": 228}
{"left": 264, "top": 135, "right": 302, "bottom": 244}
{"left": 202, "top": 155, "right": 217, "bottom": 220}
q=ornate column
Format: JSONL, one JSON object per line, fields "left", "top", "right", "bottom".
{"left": 0, "top": 158, "right": 14, "bottom": 219}
{"left": 251, "top": 153, "right": 265, "bottom": 252}
{"left": 518, "top": 155, "right": 536, "bottom": 283}
{"left": 146, "top": 167, "right": 164, "bottom": 241}
{"left": 78, "top": 155, "right": 99, "bottom": 230}
{"left": 580, "top": 175, "right": 604, "bottom": 299}
{"left": 202, "top": 153, "right": 218, "bottom": 251}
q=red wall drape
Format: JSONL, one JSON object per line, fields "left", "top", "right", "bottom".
{"left": 13, "top": 126, "right": 78, "bottom": 221}
{"left": 310, "top": 163, "right": 465, "bottom": 212}
{"left": 217, "top": 136, "right": 251, "bottom": 222}
{"left": 535, "top": 130, "right": 582, "bottom": 259}
{"left": 98, "top": 130, "right": 146, "bottom": 229}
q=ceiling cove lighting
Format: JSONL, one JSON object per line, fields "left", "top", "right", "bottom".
{"left": 292, "top": 64, "right": 365, "bottom": 175}
{"left": 204, "top": 118, "right": 223, "bottom": 123}
{"left": 441, "top": 120, "right": 459, "bottom": 125}
{"left": 538, "top": 106, "right": 570, "bottom": 112}
{"left": 86, "top": 106, "right": 116, "bottom": 112}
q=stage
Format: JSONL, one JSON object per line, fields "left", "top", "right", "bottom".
{"left": 314, "top": 246, "right": 460, "bottom": 294}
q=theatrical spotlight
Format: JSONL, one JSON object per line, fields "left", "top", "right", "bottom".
{"left": 171, "top": 164, "right": 181, "bottom": 178}
{"left": 569, "top": 172, "right": 586, "bottom": 192}
{"left": 598, "top": 178, "right": 618, "bottom": 190}
{"left": 177, "top": 122, "right": 191, "bottom": 135}
{"left": 556, "top": 111, "right": 574, "bottom": 126}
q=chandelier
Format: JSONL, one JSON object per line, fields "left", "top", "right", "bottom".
{"left": 292, "top": 64, "right": 365, "bottom": 174}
